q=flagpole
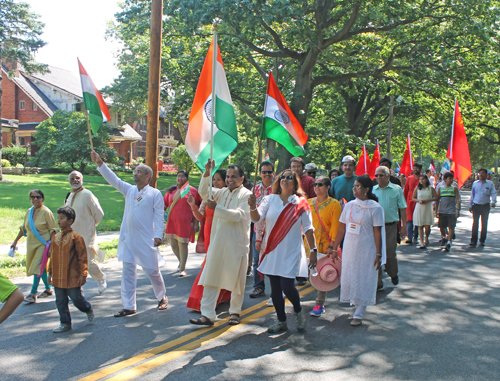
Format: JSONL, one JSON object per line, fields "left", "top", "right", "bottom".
{"left": 449, "top": 97, "right": 456, "bottom": 160}
{"left": 253, "top": 72, "right": 270, "bottom": 193}
{"left": 209, "top": 24, "right": 218, "bottom": 199}
{"left": 84, "top": 109, "right": 94, "bottom": 151}
{"left": 408, "top": 134, "right": 413, "bottom": 171}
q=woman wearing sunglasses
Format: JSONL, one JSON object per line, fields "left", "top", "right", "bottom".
{"left": 248, "top": 170, "right": 317, "bottom": 333}
{"left": 10, "top": 189, "right": 58, "bottom": 303}
{"left": 307, "top": 176, "right": 342, "bottom": 317}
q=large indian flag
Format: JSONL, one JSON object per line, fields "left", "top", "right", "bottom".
{"left": 185, "top": 37, "right": 238, "bottom": 172}
{"left": 261, "top": 72, "right": 308, "bottom": 156}
{"left": 77, "top": 58, "right": 111, "bottom": 134}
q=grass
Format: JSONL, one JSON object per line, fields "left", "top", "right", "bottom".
{"left": 0, "top": 238, "right": 121, "bottom": 279}
{"left": 0, "top": 172, "right": 202, "bottom": 246}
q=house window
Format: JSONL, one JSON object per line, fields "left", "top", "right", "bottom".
{"left": 19, "top": 100, "right": 25, "bottom": 110}
{"left": 33, "top": 102, "right": 38, "bottom": 111}
{"left": 20, "top": 137, "right": 26, "bottom": 146}
{"left": 118, "top": 113, "right": 122, "bottom": 124}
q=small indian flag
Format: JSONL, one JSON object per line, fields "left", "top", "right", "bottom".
{"left": 78, "top": 58, "right": 111, "bottom": 134}
{"left": 261, "top": 72, "right": 308, "bottom": 156}
{"left": 180, "top": 182, "right": 190, "bottom": 198}
{"left": 185, "top": 36, "right": 238, "bottom": 172}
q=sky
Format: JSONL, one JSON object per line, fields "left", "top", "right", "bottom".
{"left": 24, "top": 0, "right": 122, "bottom": 89}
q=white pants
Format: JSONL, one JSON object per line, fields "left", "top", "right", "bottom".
{"left": 353, "top": 305, "right": 367, "bottom": 319}
{"left": 200, "top": 286, "right": 244, "bottom": 321}
{"left": 121, "top": 262, "right": 166, "bottom": 310}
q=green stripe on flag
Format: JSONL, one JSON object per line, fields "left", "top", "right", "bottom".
{"left": 262, "top": 117, "right": 304, "bottom": 156}
{"left": 195, "top": 130, "right": 238, "bottom": 172}
{"left": 214, "top": 97, "right": 237, "bottom": 141}
{"left": 83, "top": 92, "right": 103, "bottom": 134}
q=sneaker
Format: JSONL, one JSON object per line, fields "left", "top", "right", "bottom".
{"left": 377, "top": 282, "right": 384, "bottom": 291}
{"left": 267, "top": 297, "right": 274, "bottom": 307}
{"left": 440, "top": 238, "right": 447, "bottom": 247}
{"left": 310, "top": 304, "right": 325, "bottom": 317}
{"left": 87, "top": 308, "right": 95, "bottom": 322}
{"left": 479, "top": 241, "right": 485, "bottom": 247}
{"left": 249, "top": 287, "right": 265, "bottom": 298}
{"left": 295, "top": 309, "right": 306, "bottom": 330}
{"left": 268, "top": 320, "right": 288, "bottom": 333}
{"left": 97, "top": 273, "right": 107, "bottom": 294}
{"left": 444, "top": 243, "right": 451, "bottom": 251}
{"left": 469, "top": 243, "right": 477, "bottom": 248}
{"left": 53, "top": 324, "right": 71, "bottom": 333}
{"left": 24, "top": 294, "right": 36, "bottom": 303}
{"left": 246, "top": 269, "right": 253, "bottom": 277}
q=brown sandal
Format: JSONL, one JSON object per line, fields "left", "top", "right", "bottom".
{"left": 228, "top": 314, "right": 240, "bottom": 325}
{"left": 158, "top": 297, "right": 168, "bottom": 310}
{"left": 189, "top": 316, "right": 214, "bottom": 326}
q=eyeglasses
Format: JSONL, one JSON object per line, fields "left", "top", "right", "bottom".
{"left": 261, "top": 170, "right": 273, "bottom": 174}
{"left": 352, "top": 184, "right": 362, "bottom": 189}
{"left": 280, "top": 175, "right": 294, "bottom": 180}
{"left": 374, "top": 174, "right": 386, "bottom": 177}
{"left": 313, "top": 183, "right": 325, "bottom": 187}
{"left": 307, "top": 171, "right": 317, "bottom": 175}
{"left": 30, "top": 195, "right": 43, "bottom": 200}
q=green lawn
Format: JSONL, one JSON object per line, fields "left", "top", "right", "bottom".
{"left": 0, "top": 172, "right": 202, "bottom": 246}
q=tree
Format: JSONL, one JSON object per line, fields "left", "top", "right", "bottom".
{"left": 171, "top": 144, "right": 196, "bottom": 174}
{"left": 0, "top": 0, "right": 47, "bottom": 180}
{"left": 34, "top": 111, "right": 116, "bottom": 173}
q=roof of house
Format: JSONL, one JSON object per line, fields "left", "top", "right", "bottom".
{"left": 25, "top": 65, "right": 83, "bottom": 98}
{"left": 13, "top": 72, "right": 59, "bottom": 117}
{"left": 109, "top": 124, "right": 142, "bottom": 141}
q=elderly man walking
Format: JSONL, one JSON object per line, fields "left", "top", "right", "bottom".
{"left": 91, "top": 151, "right": 167, "bottom": 317}
{"left": 469, "top": 168, "right": 497, "bottom": 247}
{"left": 373, "top": 166, "right": 407, "bottom": 288}
{"left": 190, "top": 160, "right": 252, "bottom": 326}
{"left": 65, "top": 171, "right": 107, "bottom": 294}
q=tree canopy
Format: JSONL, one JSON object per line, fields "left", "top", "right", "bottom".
{"left": 106, "top": 0, "right": 500, "bottom": 172}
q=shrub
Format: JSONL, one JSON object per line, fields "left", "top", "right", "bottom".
{"left": 1, "top": 159, "right": 11, "bottom": 167}
{"left": 2, "top": 145, "right": 26, "bottom": 166}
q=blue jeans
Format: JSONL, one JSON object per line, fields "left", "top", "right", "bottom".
{"left": 55, "top": 287, "right": 92, "bottom": 326}
{"left": 407, "top": 220, "right": 419, "bottom": 241}
{"left": 252, "top": 234, "right": 265, "bottom": 290}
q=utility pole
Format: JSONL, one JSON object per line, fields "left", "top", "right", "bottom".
{"left": 145, "top": 0, "right": 163, "bottom": 187}
{"left": 386, "top": 95, "right": 394, "bottom": 159}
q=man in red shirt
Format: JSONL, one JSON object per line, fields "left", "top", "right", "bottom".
{"left": 290, "top": 157, "right": 315, "bottom": 199}
{"left": 403, "top": 163, "right": 422, "bottom": 244}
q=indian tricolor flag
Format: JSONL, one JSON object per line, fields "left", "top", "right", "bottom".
{"left": 185, "top": 37, "right": 238, "bottom": 172}
{"left": 180, "top": 182, "right": 190, "bottom": 198}
{"left": 261, "top": 72, "right": 308, "bottom": 156}
{"left": 78, "top": 58, "right": 111, "bottom": 134}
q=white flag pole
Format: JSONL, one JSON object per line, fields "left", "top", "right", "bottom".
{"left": 209, "top": 24, "right": 218, "bottom": 199}
{"left": 408, "top": 134, "right": 413, "bottom": 171}
{"left": 449, "top": 98, "right": 456, "bottom": 161}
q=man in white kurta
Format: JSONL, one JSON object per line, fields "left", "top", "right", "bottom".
{"left": 65, "top": 171, "right": 107, "bottom": 293}
{"left": 91, "top": 151, "right": 167, "bottom": 316}
{"left": 193, "top": 162, "right": 252, "bottom": 324}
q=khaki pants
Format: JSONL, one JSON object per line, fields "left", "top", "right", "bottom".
{"left": 378, "top": 222, "right": 398, "bottom": 285}
{"left": 200, "top": 285, "right": 244, "bottom": 321}
{"left": 169, "top": 238, "right": 189, "bottom": 271}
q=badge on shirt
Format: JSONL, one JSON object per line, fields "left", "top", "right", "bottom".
{"left": 347, "top": 222, "right": 361, "bottom": 235}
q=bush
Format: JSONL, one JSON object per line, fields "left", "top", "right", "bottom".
{"left": 1, "top": 159, "right": 11, "bottom": 167}
{"left": 2, "top": 145, "right": 26, "bottom": 166}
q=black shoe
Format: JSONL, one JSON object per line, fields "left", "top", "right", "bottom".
{"left": 469, "top": 243, "right": 477, "bottom": 248}
{"left": 444, "top": 243, "right": 451, "bottom": 251}
{"left": 479, "top": 241, "right": 485, "bottom": 247}
{"left": 406, "top": 239, "right": 413, "bottom": 244}
{"left": 249, "top": 287, "right": 265, "bottom": 298}
{"left": 391, "top": 276, "right": 399, "bottom": 286}
{"left": 440, "top": 238, "right": 447, "bottom": 247}
{"left": 297, "top": 278, "right": 307, "bottom": 286}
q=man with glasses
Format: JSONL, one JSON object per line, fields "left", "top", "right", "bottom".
{"left": 290, "top": 157, "right": 315, "bottom": 199}
{"left": 469, "top": 168, "right": 497, "bottom": 247}
{"left": 373, "top": 166, "right": 407, "bottom": 289}
{"left": 305, "top": 163, "right": 318, "bottom": 179}
{"left": 249, "top": 161, "right": 275, "bottom": 299}
{"left": 372, "top": 157, "right": 401, "bottom": 187}
{"left": 329, "top": 155, "right": 358, "bottom": 202}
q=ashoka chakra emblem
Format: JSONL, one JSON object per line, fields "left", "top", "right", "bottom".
{"left": 204, "top": 99, "right": 213, "bottom": 122}
{"left": 274, "top": 109, "right": 290, "bottom": 124}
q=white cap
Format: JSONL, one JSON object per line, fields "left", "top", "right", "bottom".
{"left": 342, "top": 155, "right": 355, "bottom": 163}
{"left": 305, "top": 163, "right": 317, "bottom": 170}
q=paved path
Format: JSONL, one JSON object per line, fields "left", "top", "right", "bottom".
{"left": 1, "top": 195, "right": 500, "bottom": 380}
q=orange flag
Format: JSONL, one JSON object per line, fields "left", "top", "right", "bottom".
{"left": 355, "top": 144, "right": 371, "bottom": 176}
{"left": 446, "top": 100, "right": 471, "bottom": 189}
{"left": 400, "top": 134, "right": 414, "bottom": 176}
{"left": 368, "top": 141, "right": 381, "bottom": 179}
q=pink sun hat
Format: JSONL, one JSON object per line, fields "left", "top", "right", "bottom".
{"left": 309, "top": 256, "right": 341, "bottom": 292}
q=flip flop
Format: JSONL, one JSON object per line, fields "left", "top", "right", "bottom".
{"left": 114, "top": 309, "right": 136, "bottom": 317}
{"left": 189, "top": 316, "right": 214, "bottom": 326}
{"left": 37, "top": 289, "right": 53, "bottom": 298}
{"left": 158, "top": 298, "right": 168, "bottom": 310}
{"left": 228, "top": 314, "right": 240, "bottom": 326}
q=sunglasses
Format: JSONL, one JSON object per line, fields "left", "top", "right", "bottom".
{"left": 261, "top": 170, "right": 273, "bottom": 175}
{"left": 374, "top": 174, "right": 386, "bottom": 177}
{"left": 30, "top": 195, "right": 43, "bottom": 200}
{"left": 313, "top": 183, "right": 326, "bottom": 187}
{"left": 279, "top": 175, "right": 294, "bottom": 180}
{"left": 307, "top": 171, "right": 316, "bottom": 175}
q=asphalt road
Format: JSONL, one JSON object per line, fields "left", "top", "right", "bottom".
{"left": 1, "top": 192, "right": 500, "bottom": 381}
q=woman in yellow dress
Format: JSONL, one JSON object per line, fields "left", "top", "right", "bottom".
{"left": 308, "top": 176, "right": 342, "bottom": 317}
{"left": 11, "top": 189, "right": 58, "bottom": 303}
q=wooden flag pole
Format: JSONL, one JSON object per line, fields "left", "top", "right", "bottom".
{"left": 84, "top": 109, "right": 94, "bottom": 151}
{"left": 209, "top": 23, "right": 218, "bottom": 200}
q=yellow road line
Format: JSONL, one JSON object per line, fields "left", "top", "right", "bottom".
{"left": 106, "top": 286, "right": 315, "bottom": 381}
{"left": 80, "top": 285, "right": 313, "bottom": 381}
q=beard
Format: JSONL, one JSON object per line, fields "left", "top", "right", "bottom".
{"left": 71, "top": 183, "right": 83, "bottom": 190}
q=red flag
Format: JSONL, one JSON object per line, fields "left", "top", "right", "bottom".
{"left": 429, "top": 159, "right": 436, "bottom": 173}
{"left": 400, "top": 134, "right": 414, "bottom": 176}
{"left": 355, "top": 144, "right": 371, "bottom": 176}
{"left": 446, "top": 100, "right": 471, "bottom": 189}
{"left": 368, "top": 141, "right": 381, "bottom": 179}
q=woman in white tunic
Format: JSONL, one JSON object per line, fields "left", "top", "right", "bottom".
{"left": 332, "top": 175, "right": 385, "bottom": 326}
{"left": 249, "top": 170, "right": 317, "bottom": 333}
{"left": 412, "top": 174, "right": 437, "bottom": 249}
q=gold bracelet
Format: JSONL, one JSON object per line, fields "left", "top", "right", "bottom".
{"left": 376, "top": 254, "right": 382, "bottom": 257}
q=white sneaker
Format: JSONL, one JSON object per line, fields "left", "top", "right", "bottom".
{"left": 97, "top": 273, "right": 107, "bottom": 294}
{"left": 267, "top": 297, "right": 274, "bottom": 307}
